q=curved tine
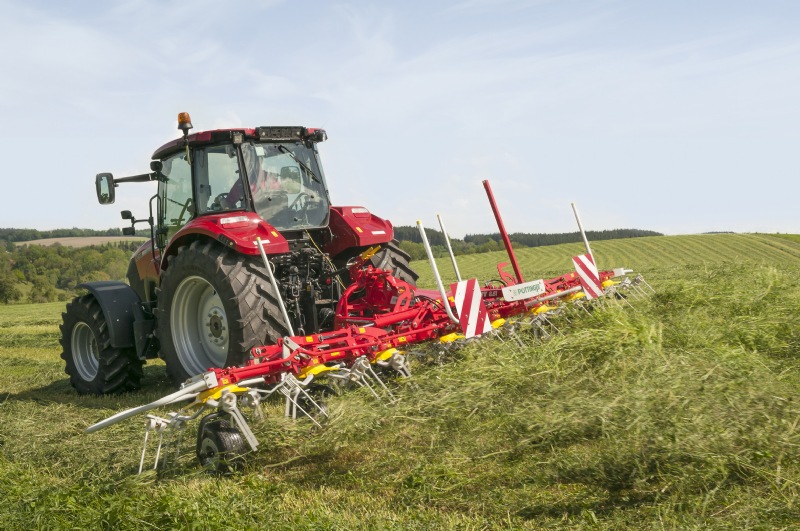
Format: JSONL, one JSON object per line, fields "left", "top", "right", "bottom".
{"left": 85, "top": 379, "right": 208, "bottom": 433}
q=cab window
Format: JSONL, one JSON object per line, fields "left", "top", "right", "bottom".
{"left": 193, "top": 144, "right": 246, "bottom": 214}
{"left": 158, "top": 152, "right": 193, "bottom": 244}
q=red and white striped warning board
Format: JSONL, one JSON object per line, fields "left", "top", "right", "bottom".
{"left": 451, "top": 278, "right": 492, "bottom": 338}
{"left": 572, "top": 253, "right": 604, "bottom": 299}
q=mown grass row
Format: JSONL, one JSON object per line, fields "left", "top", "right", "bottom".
{"left": 1, "top": 234, "right": 799, "bottom": 528}
{"left": 414, "top": 233, "right": 800, "bottom": 288}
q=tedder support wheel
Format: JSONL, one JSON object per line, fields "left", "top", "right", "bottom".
{"left": 60, "top": 295, "right": 143, "bottom": 395}
{"left": 371, "top": 240, "right": 419, "bottom": 287}
{"left": 196, "top": 416, "right": 246, "bottom": 474}
{"left": 157, "top": 240, "right": 290, "bottom": 385}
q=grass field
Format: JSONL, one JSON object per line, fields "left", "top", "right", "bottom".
{"left": 1, "top": 233, "right": 799, "bottom": 528}
{"left": 13, "top": 236, "right": 147, "bottom": 248}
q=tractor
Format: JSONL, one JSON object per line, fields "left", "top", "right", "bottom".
{"left": 60, "top": 113, "right": 417, "bottom": 394}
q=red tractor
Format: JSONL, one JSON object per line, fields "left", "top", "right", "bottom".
{"left": 60, "top": 113, "right": 417, "bottom": 394}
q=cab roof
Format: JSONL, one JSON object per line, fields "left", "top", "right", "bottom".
{"left": 151, "top": 126, "right": 326, "bottom": 160}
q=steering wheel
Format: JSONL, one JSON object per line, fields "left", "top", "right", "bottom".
{"left": 212, "top": 193, "right": 229, "bottom": 211}
{"left": 289, "top": 192, "right": 309, "bottom": 210}
{"left": 170, "top": 197, "right": 194, "bottom": 225}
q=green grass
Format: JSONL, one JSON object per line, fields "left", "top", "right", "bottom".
{"left": 1, "top": 234, "right": 799, "bottom": 528}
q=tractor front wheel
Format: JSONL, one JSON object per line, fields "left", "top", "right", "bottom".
{"left": 60, "top": 295, "right": 142, "bottom": 394}
{"left": 370, "top": 240, "right": 419, "bottom": 286}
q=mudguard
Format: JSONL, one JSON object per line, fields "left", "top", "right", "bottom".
{"left": 76, "top": 281, "right": 140, "bottom": 349}
{"left": 325, "top": 206, "right": 394, "bottom": 258}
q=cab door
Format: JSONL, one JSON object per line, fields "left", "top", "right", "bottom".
{"left": 157, "top": 151, "right": 194, "bottom": 248}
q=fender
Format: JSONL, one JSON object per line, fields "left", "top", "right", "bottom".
{"left": 325, "top": 206, "right": 394, "bottom": 258}
{"left": 162, "top": 211, "right": 290, "bottom": 268}
{"left": 76, "top": 281, "right": 140, "bottom": 349}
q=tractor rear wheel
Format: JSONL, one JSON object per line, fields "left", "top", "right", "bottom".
{"left": 371, "top": 240, "right": 418, "bottom": 286}
{"left": 60, "top": 295, "right": 143, "bottom": 394}
{"left": 157, "top": 240, "right": 289, "bottom": 385}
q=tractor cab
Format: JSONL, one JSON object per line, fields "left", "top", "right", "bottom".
{"left": 95, "top": 116, "right": 333, "bottom": 250}
{"left": 153, "top": 120, "right": 332, "bottom": 248}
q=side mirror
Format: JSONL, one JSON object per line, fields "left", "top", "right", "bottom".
{"left": 96, "top": 173, "right": 115, "bottom": 205}
{"left": 121, "top": 210, "right": 133, "bottom": 220}
{"left": 150, "top": 160, "right": 163, "bottom": 173}
{"left": 122, "top": 227, "right": 136, "bottom": 236}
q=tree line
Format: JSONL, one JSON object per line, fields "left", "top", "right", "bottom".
{"left": 0, "top": 241, "right": 140, "bottom": 304}
{"left": 393, "top": 225, "right": 663, "bottom": 261}
{"left": 0, "top": 227, "right": 150, "bottom": 242}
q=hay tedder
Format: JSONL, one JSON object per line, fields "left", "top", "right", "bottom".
{"left": 69, "top": 114, "right": 652, "bottom": 473}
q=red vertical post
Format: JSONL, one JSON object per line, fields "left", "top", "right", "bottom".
{"left": 482, "top": 180, "right": 524, "bottom": 284}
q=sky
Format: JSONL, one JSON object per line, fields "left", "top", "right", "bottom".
{"left": 1, "top": 0, "right": 798, "bottom": 237}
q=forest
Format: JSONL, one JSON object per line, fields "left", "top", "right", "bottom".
{"left": 0, "top": 241, "right": 139, "bottom": 304}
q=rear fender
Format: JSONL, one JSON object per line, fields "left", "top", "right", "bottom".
{"left": 325, "top": 206, "right": 393, "bottom": 258}
{"left": 76, "top": 281, "right": 140, "bottom": 349}
{"left": 161, "top": 212, "right": 290, "bottom": 269}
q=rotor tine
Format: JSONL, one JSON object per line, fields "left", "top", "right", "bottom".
{"left": 286, "top": 387, "right": 301, "bottom": 420}
{"left": 173, "top": 422, "right": 185, "bottom": 467}
{"left": 138, "top": 420, "right": 152, "bottom": 475}
{"left": 297, "top": 387, "right": 329, "bottom": 419}
{"left": 288, "top": 396, "right": 324, "bottom": 428}
{"left": 367, "top": 365, "right": 396, "bottom": 401}
{"left": 153, "top": 428, "right": 165, "bottom": 471}
{"left": 361, "top": 375, "right": 383, "bottom": 401}
{"left": 548, "top": 317, "right": 561, "bottom": 335}
{"left": 640, "top": 277, "right": 655, "bottom": 294}
{"left": 632, "top": 284, "right": 648, "bottom": 299}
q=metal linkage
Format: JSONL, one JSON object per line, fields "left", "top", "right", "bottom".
{"left": 328, "top": 356, "right": 398, "bottom": 403}
{"left": 219, "top": 389, "right": 259, "bottom": 451}
{"left": 139, "top": 416, "right": 169, "bottom": 474}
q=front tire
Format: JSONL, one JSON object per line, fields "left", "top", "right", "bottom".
{"left": 371, "top": 240, "right": 419, "bottom": 286}
{"left": 157, "top": 240, "right": 289, "bottom": 385}
{"left": 60, "top": 295, "right": 142, "bottom": 394}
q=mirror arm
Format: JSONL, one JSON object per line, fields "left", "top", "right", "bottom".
{"left": 115, "top": 172, "right": 157, "bottom": 184}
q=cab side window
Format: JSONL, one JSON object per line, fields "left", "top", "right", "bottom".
{"left": 194, "top": 145, "right": 244, "bottom": 214}
{"left": 158, "top": 152, "right": 193, "bottom": 244}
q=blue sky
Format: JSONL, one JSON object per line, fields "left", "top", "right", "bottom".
{"left": 1, "top": 0, "right": 798, "bottom": 237}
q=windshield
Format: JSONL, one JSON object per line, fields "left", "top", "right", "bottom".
{"left": 242, "top": 141, "right": 330, "bottom": 231}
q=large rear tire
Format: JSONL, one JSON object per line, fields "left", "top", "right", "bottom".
{"left": 60, "top": 295, "right": 143, "bottom": 394}
{"left": 157, "top": 240, "right": 289, "bottom": 385}
{"left": 371, "top": 240, "right": 418, "bottom": 286}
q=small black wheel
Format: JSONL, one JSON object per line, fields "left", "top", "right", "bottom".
{"left": 60, "top": 294, "right": 142, "bottom": 394}
{"left": 196, "top": 417, "right": 246, "bottom": 474}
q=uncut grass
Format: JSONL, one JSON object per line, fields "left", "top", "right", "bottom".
{"left": 1, "top": 258, "right": 800, "bottom": 526}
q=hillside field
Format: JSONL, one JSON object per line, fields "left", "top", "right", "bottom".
{"left": 0, "top": 233, "right": 798, "bottom": 528}
{"left": 13, "top": 236, "right": 147, "bottom": 248}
